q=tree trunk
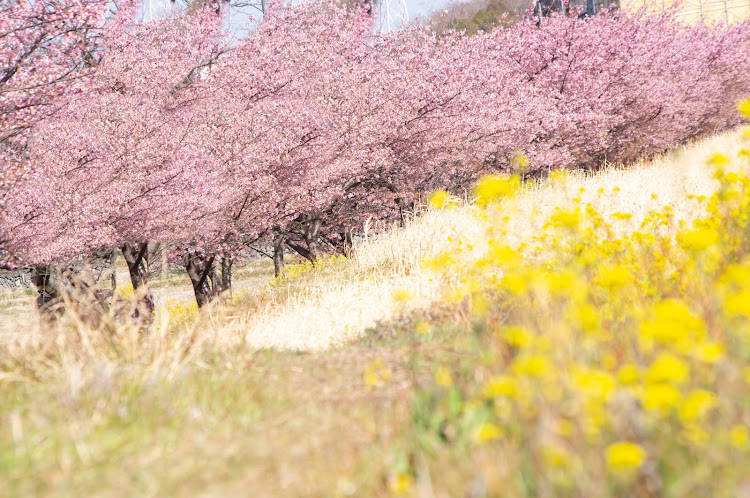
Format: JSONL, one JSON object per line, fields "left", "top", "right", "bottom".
{"left": 395, "top": 197, "right": 407, "bottom": 228}
{"left": 303, "top": 217, "right": 322, "bottom": 263}
{"left": 161, "top": 245, "right": 169, "bottom": 279}
{"left": 32, "top": 254, "right": 119, "bottom": 331}
{"left": 218, "top": 256, "right": 232, "bottom": 297}
{"left": 339, "top": 230, "right": 353, "bottom": 258}
{"left": 286, "top": 240, "right": 315, "bottom": 263}
{"left": 273, "top": 231, "right": 286, "bottom": 277}
{"left": 32, "top": 265, "right": 62, "bottom": 324}
{"left": 121, "top": 242, "right": 155, "bottom": 320}
{"left": 62, "top": 264, "right": 113, "bottom": 333}
{"left": 184, "top": 252, "right": 217, "bottom": 308}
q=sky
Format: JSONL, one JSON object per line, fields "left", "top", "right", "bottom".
{"left": 405, "top": 0, "right": 468, "bottom": 18}
{"left": 375, "top": 0, "right": 474, "bottom": 27}
{"left": 139, "top": 0, "right": 472, "bottom": 31}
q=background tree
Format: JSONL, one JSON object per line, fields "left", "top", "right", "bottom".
{"left": 0, "top": 0, "right": 112, "bottom": 267}
{"left": 2, "top": 0, "right": 750, "bottom": 313}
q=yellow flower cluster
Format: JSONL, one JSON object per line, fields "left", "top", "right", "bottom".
{"left": 738, "top": 98, "right": 750, "bottom": 119}
{"left": 363, "top": 358, "right": 392, "bottom": 388}
{"left": 115, "top": 283, "right": 135, "bottom": 302}
{"left": 164, "top": 299, "right": 199, "bottom": 328}
{"left": 473, "top": 174, "right": 521, "bottom": 205}
{"left": 271, "top": 253, "right": 347, "bottom": 287}
{"left": 415, "top": 133, "right": 750, "bottom": 494}
{"left": 428, "top": 190, "right": 459, "bottom": 209}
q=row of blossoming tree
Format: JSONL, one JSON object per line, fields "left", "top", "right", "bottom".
{"left": 1, "top": 0, "right": 749, "bottom": 317}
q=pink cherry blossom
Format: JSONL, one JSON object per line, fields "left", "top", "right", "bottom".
{"left": 2, "top": 0, "right": 749, "bottom": 306}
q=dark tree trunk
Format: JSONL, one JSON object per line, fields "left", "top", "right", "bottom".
{"left": 122, "top": 243, "right": 148, "bottom": 289}
{"left": 286, "top": 240, "right": 314, "bottom": 263}
{"left": 33, "top": 262, "right": 113, "bottom": 331}
{"left": 184, "top": 252, "right": 217, "bottom": 308}
{"left": 121, "top": 242, "right": 155, "bottom": 320}
{"left": 273, "top": 231, "right": 286, "bottom": 278}
{"left": 32, "top": 265, "right": 62, "bottom": 324}
{"left": 303, "top": 217, "right": 322, "bottom": 263}
{"left": 219, "top": 256, "right": 233, "bottom": 297}
{"left": 63, "top": 265, "right": 113, "bottom": 332}
{"left": 395, "top": 197, "right": 407, "bottom": 228}
{"left": 339, "top": 230, "right": 353, "bottom": 258}
{"left": 30, "top": 250, "right": 120, "bottom": 330}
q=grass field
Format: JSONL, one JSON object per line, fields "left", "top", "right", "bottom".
{"left": 1, "top": 129, "right": 749, "bottom": 496}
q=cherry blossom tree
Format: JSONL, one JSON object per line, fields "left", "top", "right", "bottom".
{"left": 3, "top": 0, "right": 750, "bottom": 313}
{"left": 3, "top": 3, "right": 230, "bottom": 310}
{"left": 0, "top": 0, "right": 113, "bottom": 267}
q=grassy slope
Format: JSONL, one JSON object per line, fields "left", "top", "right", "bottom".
{"left": 240, "top": 130, "right": 741, "bottom": 350}
{"left": 0, "top": 130, "right": 746, "bottom": 497}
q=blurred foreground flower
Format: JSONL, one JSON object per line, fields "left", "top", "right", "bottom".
{"left": 606, "top": 442, "right": 646, "bottom": 474}
{"left": 474, "top": 174, "right": 520, "bottom": 205}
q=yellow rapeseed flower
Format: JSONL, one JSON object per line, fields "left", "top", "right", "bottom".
{"left": 363, "top": 371, "right": 380, "bottom": 387}
{"left": 415, "top": 321, "right": 431, "bottom": 334}
{"left": 642, "top": 383, "right": 682, "bottom": 414}
{"left": 363, "top": 359, "right": 391, "bottom": 388}
{"left": 618, "top": 364, "right": 640, "bottom": 385}
{"left": 606, "top": 442, "right": 646, "bottom": 474}
{"left": 549, "top": 207, "right": 581, "bottom": 229}
{"left": 548, "top": 169, "right": 570, "bottom": 184}
{"left": 690, "top": 341, "right": 724, "bottom": 364}
{"left": 429, "top": 189, "right": 457, "bottom": 209}
{"left": 574, "top": 304, "right": 601, "bottom": 333}
{"left": 424, "top": 251, "right": 456, "bottom": 271}
{"left": 488, "top": 243, "right": 521, "bottom": 265}
{"left": 392, "top": 289, "right": 414, "bottom": 302}
{"left": 572, "top": 368, "right": 616, "bottom": 403}
{"left": 680, "top": 226, "right": 720, "bottom": 252}
{"left": 434, "top": 366, "right": 453, "bottom": 387}
{"left": 738, "top": 98, "right": 750, "bottom": 119}
{"left": 504, "top": 326, "right": 534, "bottom": 348}
{"left": 511, "top": 151, "right": 530, "bottom": 173}
{"left": 599, "top": 264, "right": 630, "bottom": 289}
{"left": 546, "top": 270, "right": 587, "bottom": 300}
{"left": 682, "top": 424, "right": 710, "bottom": 446}
{"left": 474, "top": 174, "right": 520, "bottom": 205}
{"left": 730, "top": 425, "right": 749, "bottom": 449}
{"left": 557, "top": 419, "right": 575, "bottom": 437}
{"left": 639, "top": 299, "right": 705, "bottom": 348}
{"left": 542, "top": 445, "right": 571, "bottom": 468}
{"left": 611, "top": 212, "right": 634, "bottom": 221}
{"left": 471, "top": 294, "right": 491, "bottom": 317}
{"left": 708, "top": 152, "right": 731, "bottom": 168}
{"left": 512, "top": 354, "right": 551, "bottom": 378}
{"left": 482, "top": 375, "right": 517, "bottom": 398}
{"left": 679, "top": 389, "right": 717, "bottom": 422}
{"left": 388, "top": 473, "right": 414, "bottom": 495}
{"left": 475, "top": 423, "right": 503, "bottom": 443}
{"left": 646, "top": 353, "right": 690, "bottom": 385}
{"left": 724, "top": 291, "right": 750, "bottom": 317}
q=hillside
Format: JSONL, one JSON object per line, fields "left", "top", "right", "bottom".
{"left": 2, "top": 129, "right": 750, "bottom": 496}
{"left": 236, "top": 129, "right": 744, "bottom": 349}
